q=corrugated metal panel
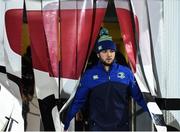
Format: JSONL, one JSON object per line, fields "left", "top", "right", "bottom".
{"left": 163, "top": 0, "right": 180, "bottom": 129}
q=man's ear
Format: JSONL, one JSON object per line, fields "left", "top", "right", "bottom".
{"left": 97, "top": 54, "right": 99, "bottom": 58}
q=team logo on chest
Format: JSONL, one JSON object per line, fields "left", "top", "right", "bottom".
{"left": 117, "top": 72, "right": 125, "bottom": 79}
{"left": 93, "top": 75, "right": 99, "bottom": 80}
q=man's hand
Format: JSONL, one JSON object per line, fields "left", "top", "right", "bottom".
{"left": 76, "top": 111, "right": 83, "bottom": 121}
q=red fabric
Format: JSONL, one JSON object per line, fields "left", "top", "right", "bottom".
{"left": 5, "top": 1, "right": 107, "bottom": 80}
{"left": 116, "top": 8, "right": 139, "bottom": 72}
{"left": 60, "top": 9, "right": 106, "bottom": 79}
{"left": 5, "top": 9, "right": 23, "bottom": 55}
{"left": 27, "top": 11, "right": 50, "bottom": 73}
{"left": 27, "top": 8, "right": 106, "bottom": 79}
{"left": 43, "top": 10, "right": 59, "bottom": 77}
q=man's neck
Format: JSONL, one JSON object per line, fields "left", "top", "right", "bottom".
{"left": 104, "top": 65, "right": 110, "bottom": 72}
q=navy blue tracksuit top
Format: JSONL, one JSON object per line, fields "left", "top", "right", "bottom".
{"left": 64, "top": 62, "right": 147, "bottom": 131}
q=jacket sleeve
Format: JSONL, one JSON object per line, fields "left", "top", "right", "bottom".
{"left": 64, "top": 74, "right": 90, "bottom": 130}
{"left": 129, "top": 72, "right": 148, "bottom": 112}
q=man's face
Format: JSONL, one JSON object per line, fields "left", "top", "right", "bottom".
{"left": 97, "top": 49, "right": 115, "bottom": 66}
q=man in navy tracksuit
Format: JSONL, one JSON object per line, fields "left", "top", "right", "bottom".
{"left": 64, "top": 29, "right": 148, "bottom": 131}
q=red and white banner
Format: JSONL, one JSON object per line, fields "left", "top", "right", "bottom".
{"left": 26, "top": 0, "right": 108, "bottom": 130}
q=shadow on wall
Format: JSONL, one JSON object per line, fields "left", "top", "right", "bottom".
{"left": 166, "top": 111, "right": 180, "bottom": 131}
